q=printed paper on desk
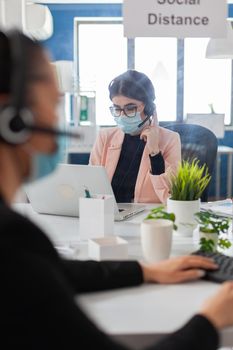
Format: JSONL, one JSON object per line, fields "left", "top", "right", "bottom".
{"left": 201, "top": 199, "right": 233, "bottom": 218}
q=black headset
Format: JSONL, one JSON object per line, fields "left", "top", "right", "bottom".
{"left": 136, "top": 83, "right": 156, "bottom": 128}
{"left": 143, "top": 101, "right": 155, "bottom": 119}
{"left": 137, "top": 106, "right": 155, "bottom": 128}
{"left": 0, "top": 30, "right": 80, "bottom": 145}
{"left": 134, "top": 76, "right": 156, "bottom": 117}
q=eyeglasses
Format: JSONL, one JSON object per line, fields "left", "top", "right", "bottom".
{"left": 109, "top": 104, "right": 141, "bottom": 118}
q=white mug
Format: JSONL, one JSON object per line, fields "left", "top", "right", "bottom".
{"left": 141, "top": 219, "right": 173, "bottom": 263}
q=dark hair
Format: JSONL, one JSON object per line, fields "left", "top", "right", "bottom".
{"left": 108, "top": 70, "right": 156, "bottom": 117}
{"left": 0, "top": 31, "right": 43, "bottom": 95}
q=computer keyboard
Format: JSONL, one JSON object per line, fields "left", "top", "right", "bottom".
{"left": 192, "top": 250, "right": 233, "bottom": 283}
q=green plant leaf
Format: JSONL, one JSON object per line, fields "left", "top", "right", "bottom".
{"left": 199, "top": 237, "right": 215, "bottom": 252}
{"left": 218, "top": 238, "right": 232, "bottom": 250}
{"left": 144, "top": 206, "right": 177, "bottom": 230}
{"left": 169, "top": 159, "right": 211, "bottom": 201}
{"left": 195, "top": 211, "right": 230, "bottom": 235}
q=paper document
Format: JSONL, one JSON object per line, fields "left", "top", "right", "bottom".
{"left": 201, "top": 199, "right": 233, "bottom": 218}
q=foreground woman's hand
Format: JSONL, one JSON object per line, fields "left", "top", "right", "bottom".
{"left": 199, "top": 281, "right": 233, "bottom": 329}
{"left": 141, "top": 255, "right": 218, "bottom": 284}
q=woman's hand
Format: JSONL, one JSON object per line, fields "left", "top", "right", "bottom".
{"left": 199, "top": 281, "right": 233, "bottom": 329}
{"left": 140, "top": 255, "right": 218, "bottom": 284}
{"left": 140, "top": 126, "right": 159, "bottom": 156}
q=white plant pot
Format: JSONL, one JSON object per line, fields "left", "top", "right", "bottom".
{"left": 199, "top": 230, "right": 218, "bottom": 252}
{"left": 167, "top": 198, "right": 200, "bottom": 237}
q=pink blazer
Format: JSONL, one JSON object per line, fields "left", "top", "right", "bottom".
{"left": 89, "top": 126, "right": 181, "bottom": 203}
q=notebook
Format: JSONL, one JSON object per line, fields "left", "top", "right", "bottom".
{"left": 25, "top": 164, "right": 145, "bottom": 221}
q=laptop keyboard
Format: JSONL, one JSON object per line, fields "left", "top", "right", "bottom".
{"left": 192, "top": 250, "right": 233, "bottom": 283}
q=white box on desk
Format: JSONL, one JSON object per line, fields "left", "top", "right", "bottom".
{"left": 88, "top": 236, "right": 128, "bottom": 261}
{"left": 79, "top": 195, "right": 114, "bottom": 240}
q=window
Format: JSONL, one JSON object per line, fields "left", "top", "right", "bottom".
{"left": 75, "top": 15, "right": 233, "bottom": 126}
{"left": 75, "top": 18, "right": 127, "bottom": 125}
{"left": 184, "top": 38, "right": 231, "bottom": 125}
{"left": 135, "top": 38, "right": 177, "bottom": 122}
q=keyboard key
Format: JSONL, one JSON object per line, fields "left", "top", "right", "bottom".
{"left": 192, "top": 250, "right": 233, "bottom": 283}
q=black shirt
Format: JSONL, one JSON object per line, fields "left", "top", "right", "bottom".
{"left": 111, "top": 134, "right": 165, "bottom": 202}
{"left": 0, "top": 203, "right": 219, "bottom": 349}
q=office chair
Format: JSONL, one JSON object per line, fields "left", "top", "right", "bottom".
{"left": 164, "top": 123, "right": 218, "bottom": 202}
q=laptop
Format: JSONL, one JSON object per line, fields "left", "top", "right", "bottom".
{"left": 25, "top": 164, "right": 145, "bottom": 221}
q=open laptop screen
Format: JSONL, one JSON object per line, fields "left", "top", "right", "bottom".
{"left": 25, "top": 164, "right": 144, "bottom": 220}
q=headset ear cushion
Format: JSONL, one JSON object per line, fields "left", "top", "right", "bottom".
{"left": 144, "top": 103, "right": 154, "bottom": 117}
{"left": 0, "top": 106, "right": 33, "bottom": 144}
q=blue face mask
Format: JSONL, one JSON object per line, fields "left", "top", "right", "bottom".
{"left": 26, "top": 136, "right": 66, "bottom": 183}
{"left": 114, "top": 112, "right": 145, "bottom": 135}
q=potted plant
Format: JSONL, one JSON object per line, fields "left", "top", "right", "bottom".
{"left": 144, "top": 205, "right": 177, "bottom": 230}
{"left": 195, "top": 210, "right": 231, "bottom": 252}
{"left": 167, "top": 159, "right": 211, "bottom": 236}
{"left": 141, "top": 206, "right": 177, "bottom": 262}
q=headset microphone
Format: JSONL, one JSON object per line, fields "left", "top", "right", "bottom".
{"left": 25, "top": 124, "right": 82, "bottom": 139}
{"left": 1, "top": 106, "right": 82, "bottom": 144}
{"left": 137, "top": 115, "right": 152, "bottom": 129}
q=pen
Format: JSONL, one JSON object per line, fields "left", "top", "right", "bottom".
{"left": 84, "top": 186, "right": 92, "bottom": 198}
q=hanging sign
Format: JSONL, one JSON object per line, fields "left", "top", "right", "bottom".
{"left": 123, "top": 0, "right": 227, "bottom": 38}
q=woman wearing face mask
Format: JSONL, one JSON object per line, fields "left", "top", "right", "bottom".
{"left": 90, "top": 70, "right": 181, "bottom": 203}
{"left": 2, "top": 31, "right": 233, "bottom": 350}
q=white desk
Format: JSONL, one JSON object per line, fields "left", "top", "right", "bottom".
{"left": 13, "top": 203, "right": 197, "bottom": 260}
{"left": 13, "top": 203, "right": 233, "bottom": 349}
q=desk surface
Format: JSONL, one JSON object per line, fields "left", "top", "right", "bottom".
{"left": 78, "top": 282, "right": 222, "bottom": 333}
{"left": 12, "top": 203, "right": 233, "bottom": 349}
{"left": 12, "top": 203, "right": 199, "bottom": 260}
